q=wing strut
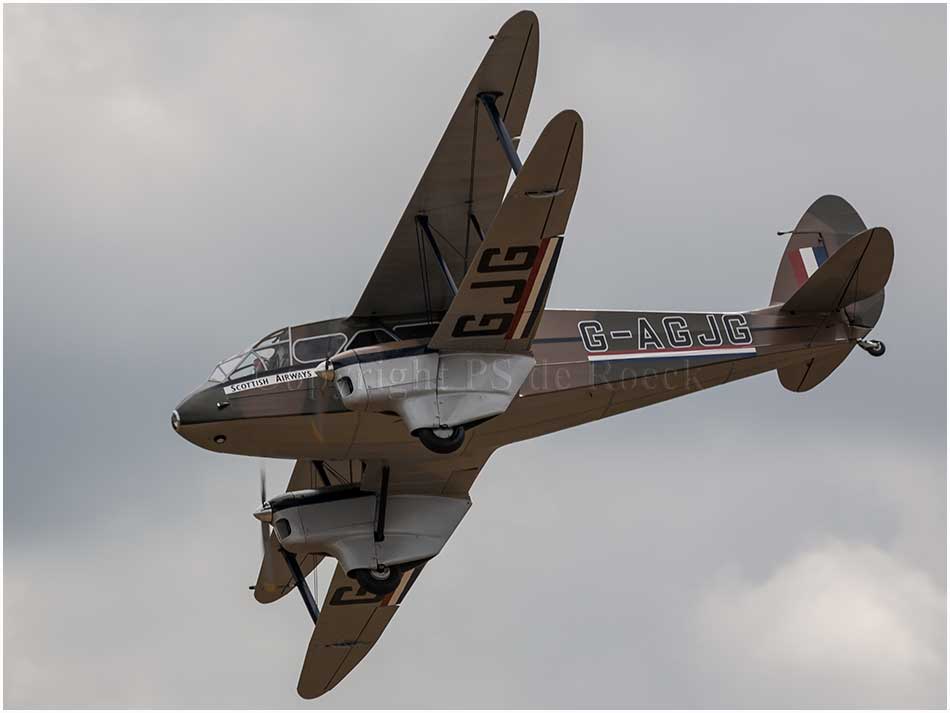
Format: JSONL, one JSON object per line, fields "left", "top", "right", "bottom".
{"left": 478, "top": 92, "right": 523, "bottom": 175}
{"left": 469, "top": 212, "right": 487, "bottom": 243}
{"left": 281, "top": 548, "right": 321, "bottom": 624}
{"left": 411, "top": 92, "right": 523, "bottom": 303}
{"left": 416, "top": 216, "right": 458, "bottom": 297}
{"left": 373, "top": 465, "right": 390, "bottom": 542}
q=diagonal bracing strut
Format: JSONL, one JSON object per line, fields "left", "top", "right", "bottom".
{"left": 416, "top": 215, "right": 458, "bottom": 297}
{"left": 280, "top": 548, "right": 320, "bottom": 624}
{"left": 413, "top": 91, "right": 522, "bottom": 301}
{"left": 477, "top": 91, "right": 523, "bottom": 176}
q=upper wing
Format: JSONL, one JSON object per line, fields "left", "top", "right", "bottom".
{"left": 352, "top": 11, "right": 539, "bottom": 319}
{"left": 428, "top": 110, "right": 583, "bottom": 353}
{"left": 297, "top": 560, "right": 427, "bottom": 699}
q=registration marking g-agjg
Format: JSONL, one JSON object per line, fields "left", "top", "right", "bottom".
{"left": 578, "top": 313, "right": 756, "bottom": 362}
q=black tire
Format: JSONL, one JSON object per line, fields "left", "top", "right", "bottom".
{"left": 868, "top": 340, "right": 886, "bottom": 357}
{"left": 352, "top": 566, "right": 402, "bottom": 595}
{"left": 416, "top": 426, "right": 465, "bottom": 454}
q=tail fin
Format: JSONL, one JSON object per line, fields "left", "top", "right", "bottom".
{"left": 771, "top": 195, "right": 892, "bottom": 327}
{"left": 781, "top": 226, "right": 893, "bottom": 314}
{"left": 772, "top": 195, "right": 894, "bottom": 392}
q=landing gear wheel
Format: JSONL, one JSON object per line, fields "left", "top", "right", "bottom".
{"left": 859, "top": 339, "right": 886, "bottom": 357}
{"left": 416, "top": 426, "right": 465, "bottom": 454}
{"left": 352, "top": 565, "right": 401, "bottom": 595}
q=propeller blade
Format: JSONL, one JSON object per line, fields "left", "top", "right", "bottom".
{"left": 260, "top": 521, "right": 270, "bottom": 557}
{"left": 257, "top": 464, "right": 275, "bottom": 582}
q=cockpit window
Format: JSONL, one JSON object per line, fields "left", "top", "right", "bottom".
{"left": 293, "top": 333, "right": 347, "bottom": 364}
{"left": 228, "top": 344, "right": 290, "bottom": 381}
{"left": 209, "top": 354, "right": 242, "bottom": 383}
{"left": 208, "top": 328, "right": 292, "bottom": 383}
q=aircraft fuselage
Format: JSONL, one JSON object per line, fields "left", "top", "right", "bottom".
{"left": 172, "top": 305, "right": 863, "bottom": 461}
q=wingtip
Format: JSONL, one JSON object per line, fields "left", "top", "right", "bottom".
{"left": 543, "top": 109, "right": 584, "bottom": 138}
{"left": 497, "top": 9, "right": 539, "bottom": 38}
{"left": 510, "top": 9, "right": 539, "bottom": 25}
{"left": 555, "top": 108, "right": 583, "bottom": 125}
{"left": 296, "top": 684, "right": 323, "bottom": 701}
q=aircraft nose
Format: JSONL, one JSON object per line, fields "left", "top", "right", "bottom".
{"left": 172, "top": 385, "right": 220, "bottom": 434}
{"left": 172, "top": 384, "right": 236, "bottom": 451}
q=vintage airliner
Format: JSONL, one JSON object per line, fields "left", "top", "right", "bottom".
{"left": 172, "top": 10, "right": 892, "bottom": 699}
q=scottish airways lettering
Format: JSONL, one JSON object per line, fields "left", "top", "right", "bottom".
{"left": 222, "top": 367, "right": 323, "bottom": 395}
{"left": 577, "top": 313, "right": 755, "bottom": 362}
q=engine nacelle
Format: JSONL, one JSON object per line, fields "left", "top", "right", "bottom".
{"left": 330, "top": 351, "right": 535, "bottom": 434}
{"left": 270, "top": 487, "right": 470, "bottom": 573}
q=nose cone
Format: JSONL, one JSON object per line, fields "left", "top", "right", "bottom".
{"left": 174, "top": 384, "right": 221, "bottom": 426}
{"left": 172, "top": 383, "right": 230, "bottom": 449}
{"left": 253, "top": 503, "right": 273, "bottom": 523}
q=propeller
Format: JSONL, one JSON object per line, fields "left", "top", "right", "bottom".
{"left": 252, "top": 462, "right": 320, "bottom": 608}
{"left": 255, "top": 464, "right": 277, "bottom": 586}
{"left": 259, "top": 466, "right": 270, "bottom": 554}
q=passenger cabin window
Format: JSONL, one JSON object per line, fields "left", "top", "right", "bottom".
{"left": 293, "top": 334, "right": 347, "bottom": 364}
{"left": 393, "top": 322, "right": 439, "bottom": 340}
{"left": 347, "top": 329, "right": 397, "bottom": 350}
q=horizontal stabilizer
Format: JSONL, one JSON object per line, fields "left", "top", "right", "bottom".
{"left": 781, "top": 227, "right": 893, "bottom": 314}
{"left": 778, "top": 343, "right": 855, "bottom": 392}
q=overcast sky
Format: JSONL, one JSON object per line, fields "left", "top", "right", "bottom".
{"left": 4, "top": 4, "right": 946, "bottom": 708}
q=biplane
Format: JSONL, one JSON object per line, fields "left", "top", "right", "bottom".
{"left": 172, "top": 10, "right": 893, "bottom": 699}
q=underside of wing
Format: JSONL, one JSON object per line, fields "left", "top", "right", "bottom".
{"left": 353, "top": 11, "right": 539, "bottom": 319}
{"left": 255, "top": 455, "right": 489, "bottom": 697}
{"left": 429, "top": 109, "right": 583, "bottom": 353}
{"left": 297, "top": 560, "right": 427, "bottom": 698}
{"left": 255, "top": 456, "right": 488, "bottom": 696}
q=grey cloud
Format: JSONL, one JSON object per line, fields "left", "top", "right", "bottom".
{"left": 693, "top": 540, "right": 944, "bottom": 708}
{"left": 4, "top": 3, "right": 945, "bottom": 708}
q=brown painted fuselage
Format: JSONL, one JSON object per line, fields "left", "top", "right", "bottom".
{"left": 174, "top": 304, "right": 863, "bottom": 465}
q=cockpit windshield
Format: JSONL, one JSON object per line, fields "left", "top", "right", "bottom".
{"left": 207, "top": 327, "right": 352, "bottom": 384}
{"left": 208, "top": 328, "right": 292, "bottom": 383}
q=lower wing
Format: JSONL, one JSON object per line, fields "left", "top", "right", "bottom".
{"left": 297, "top": 561, "right": 427, "bottom": 699}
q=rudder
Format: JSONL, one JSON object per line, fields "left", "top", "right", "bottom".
{"left": 772, "top": 195, "right": 894, "bottom": 392}
{"left": 771, "top": 195, "right": 890, "bottom": 328}
{"left": 781, "top": 226, "right": 893, "bottom": 315}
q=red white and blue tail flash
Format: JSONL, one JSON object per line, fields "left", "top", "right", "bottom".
{"left": 790, "top": 245, "right": 829, "bottom": 285}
